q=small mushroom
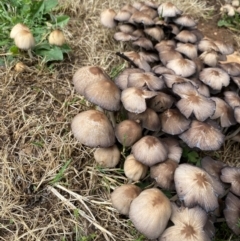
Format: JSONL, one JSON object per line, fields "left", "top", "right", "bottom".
{"left": 100, "top": 9, "right": 117, "bottom": 28}
{"left": 48, "top": 29, "right": 66, "bottom": 46}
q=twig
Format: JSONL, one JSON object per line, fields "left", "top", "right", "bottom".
{"left": 116, "top": 52, "right": 138, "bottom": 68}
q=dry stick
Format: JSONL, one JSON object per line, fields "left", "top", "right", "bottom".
{"left": 47, "top": 185, "right": 115, "bottom": 240}
{"left": 116, "top": 52, "right": 138, "bottom": 68}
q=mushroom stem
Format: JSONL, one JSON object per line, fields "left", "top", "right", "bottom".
{"left": 27, "top": 49, "right": 33, "bottom": 59}
{"left": 95, "top": 106, "right": 116, "bottom": 127}
{"left": 225, "top": 126, "right": 240, "bottom": 140}
{"left": 152, "top": 130, "right": 164, "bottom": 137}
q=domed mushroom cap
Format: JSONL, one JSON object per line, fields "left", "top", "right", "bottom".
{"left": 172, "top": 82, "right": 216, "bottom": 122}
{"left": 10, "top": 23, "right": 30, "bottom": 39}
{"left": 173, "top": 15, "right": 197, "bottom": 27}
{"left": 175, "top": 43, "right": 198, "bottom": 60}
{"left": 129, "top": 188, "right": 172, "bottom": 239}
{"left": 179, "top": 120, "right": 224, "bottom": 151}
{"left": 94, "top": 145, "right": 120, "bottom": 168}
{"left": 220, "top": 167, "right": 240, "bottom": 196}
{"left": 214, "top": 40, "right": 234, "bottom": 55}
{"left": 223, "top": 192, "right": 240, "bottom": 235}
{"left": 198, "top": 38, "right": 219, "bottom": 52}
{"left": 114, "top": 10, "right": 132, "bottom": 22}
{"left": 199, "top": 67, "right": 230, "bottom": 90}
{"left": 73, "top": 66, "right": 110, "bottom": 96}
{"left": 48, "top": 29, "right": 65, "bottom": 46}
{"left": 100, "top": 8, "right": 117, "bottom": 28}
{"left": 132, "top": 37, "right": 154, "bottom": 50}
{"left": 71, "top": 110, "right": 115, "bottom": 148}
{"left": 124, "top": 154, "right": 148, "bottom": 181}
{"left": 159, "top": 203, "right": 210, "bottom": 241}
{"left": 84, "top": 78, "right": 121, "bottom": 111}
{"left": 114, "top": 32, "right": 138, "bottom": 41}
{"left": 224, "top": 91, "right": 240, "bottom": 108}
{"left": 111, "top": 184, "right": 141, "bottom": 216}
{"left": 150, "top": 158, "right": 178, "bottom": 190}
{"left": 144, "top": 26, "right": 165, "bottom": 42}
{"left": 14, "top": 30, "right": 35, "bottom": 50}
{"left": 174, "top": 164, "right": 225, "bottom": 212}
{"left": 132, "top": 135, "right": 168, "bottom": 166}
{"left": 175, "top": 30, "right": 197, "bottom": 43}
{"left": 115, "top": 119, "right": 142, "bottom": 147}
{"left": 162, "top": 74, "right": 197, "bottom": 88}
{"left": 157, "top": 2, "right": 182, "bottom": 17}
{"left": 166, "top": 58, "right": 196, "bottom": 77}
{"left": 219, "top": 62, "right": 240, "bottom": 76}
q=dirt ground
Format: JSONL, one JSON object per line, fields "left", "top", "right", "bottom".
{"left": 0, "top": 0, "right": 240, "bottom": 241}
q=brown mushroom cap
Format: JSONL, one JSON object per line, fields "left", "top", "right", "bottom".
{"left": 159, "top": 203, "right": 210, "bottom": 241}
{"left": 179, "top": 120, "right": 224, "bottom": 151}
{"left": 223, "top": 192, "right": 240, "bottom": 235}
{"left": 114, "top": 32, "right": 138, "bottom": 41}
{"left": 132, "top": 135, "right": 168, "bottom": 166}
{"left": 115, "top": 119, "right": 142, "bottom": 147}
{"left": 144, "top": 26, "right": 165, "bottom": 41}
{"left": 71, "top": 110, "right": 115, "bottom": 148}
{"left": 129, "top": 188, "right": 172, "bottom": 239}
{"left": 219, "top": 62, "right": 240, "bottom": 76}
{"left": 221, "top": 167, "right": 240, "bottom": 196}
{"left": 100, "top": 8, "right": 117, "bottom": 28}
{"left": 124, "top": 154, "right": 148, "bottom": 181}
{"left": 111, "top": 184, "right": 141, "bottom": 216}
{"left": 175, "top": 30, "right": 197, "bottom": 43}
{"left": 10, "top": 23, "right": 30, "bottom": 39}
{"left": 48, "top": 29, "right": 66, "bottom": 46}
{"left": 157, "top": 2, "right": 182, "bottom": 18}
{"left": 14, "top": 30, "right": 35, "bottom": 50}
{"left": 175, "top": 43, "right": 198, "bottom": 60}
{"left": 174, "top": 163, "right": 225, "bottom": 212}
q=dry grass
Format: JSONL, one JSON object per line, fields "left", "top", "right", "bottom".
{"left": 0, "top": 0, "right": 239, "bottom": 241}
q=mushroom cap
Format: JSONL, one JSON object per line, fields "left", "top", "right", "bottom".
{"left": 173, "top": 15, "right": 197, "bottom": 27}
{"left": 219, "top": 62, "right": 240, "bottom": 76}
{"left": 162, "top": 74, "right": 197, "bottom": 88}
{"left": 94, "top": 145, "right": 120, "bottom": 168}
{"left": 144, "top": 26, "right": 165, "bottom": 41}
{"left": 114, "top": 32, "right": 138, "bottom": 41}
{"left": 114, "top": 10, "right": 132, "bottom": 22}
{"left": 14, "top": 30, "right": 35, "bottom": 50}
{"left": 73, "top": 66, "right": 110, "bottom": 96}
{"left": 223, "top": 192, "right": 240, "bottom": 235}
{"left": 84, "top": 78, "right": 121, "bottom": 111}
{"left": 198, "top": 38, "right": 219, "bottom": 52}
{"left": 159, "top": 203, "right": 210, "bottom": 241}
{"left": 118, "top": 23, "right": 136, "bottom": 34}
{"left": 174, "top": 163, "right": 224, "bottom": 212}
{"left": 48, "top": 29, "right": 66, "bottom": 46}
{"left": 10, "top": 23, "right": 30, "bottom": 39}
{"left": 129, "top": 188, "right": 171, "bottom": 239}
{"left": 111, "top": 184, "right": 141, "bottom": 216}
{"left": 132, "top": 135, "right": 168, "bottom": 166}
{"left": 179, "top": 120, "right": 224, "bottom": 151}
{"left": 100, "top": 8, "right": 117, "bottom": 28}
{"left": 175, "top": 30, "right": 197, "bottom": 43}
{"left": 157, "top": 2, "right": 182, "bottom": 17}
{"left": 129, "top": 10, "right": 155, "bottom": 26}
{"left": 124, "top": 154, "right": 148, "bottom": 181}
{"left": 224, "top": 91, "right": 240, "bottom": 108}
{"left": 234, "top": 106, "right": 240, "bottom": 123}
{"left": 220, "top": 167, "right": 240, "bottom": 196}
{"left": 175, "top": 43, "right": 198, "bottom": 60}
{"left": 199, "top": 50, "right": 219, "bottom": 67}
{"left": 132, "top": 37, "right": 154, "bottom": 50}
{"left": 71, "top": 110, "right": 115, "bottom": 148}
{"left": 163, "top": 137, "right": 183, "bottom": 163}
{"left": 115, "top": 119, "right": 142, "bottom": 147}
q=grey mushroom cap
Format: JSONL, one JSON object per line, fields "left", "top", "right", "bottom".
{"left": 179, "top": 120, "right": 225, "bottom": 151}
{"left": 129, "top": 188, "right": 172, "bottom": 239}
{"left": 132, "top": 135, "right": 168, "bottom": 166}
{"left": 174, "top": 163, "right": 225, "bottom": 212}
{"left": 111, "top": 184, "right": 141, "bottom": 216}
{"left": 71, "top": 110, "right": 115, "bottom": 148}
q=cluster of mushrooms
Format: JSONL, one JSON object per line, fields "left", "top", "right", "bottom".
{"left": 71, "top": 1, "right": 240, "bottom": 240}
{"left": 221, "top": 0, "right": 240, "bottom": 16}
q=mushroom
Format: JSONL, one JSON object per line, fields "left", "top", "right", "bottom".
{"left": 100, "top": 8, "right": 117, "bottom": 28}
{"left": 157, "top": 2, "right": 182, "bottom": 22}
{"left": 111, "top": 184, "right": 141, "bottom": 215}
{"left": 71, "top": 110, "right": 115, "bottom": 148}
{"left": 175, "top": 30, "right": 197, "bottom": 43}
{"left": 48, "top": 29, "right": 66, "bottom": 46}
{"left": 173, "top": 15, "right": 197, "bottom": 28}
{"left": 175, "top": 43, "right": 198, "bottom": 60}
{"left": 129, "top": 188, "right": 172, "bottom": 239}
{"left": 174, "top": 163, "right": 225, "bottom": 212}
{"left": 93, "top": 145, "right": 120, "bottom": 168}
{"left": 144, "top": 26, "right": 165, "bottom": 41}
{"left": 10, "top": 23, "right": 30, "bottom": 39}
{"left": 163, "top": 137, "right": 183, "bottom": 163}
{"left": 224, "top": 91, "right": 240, "bottom": 108}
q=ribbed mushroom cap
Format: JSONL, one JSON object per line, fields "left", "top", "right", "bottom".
{"left": 139, "top": 51, "right": 159, "bottom": 63}
{"left": 128, "top": 108, "right": 161, "bottom": 131}
{"left": 159, "top": 49, "right": 183, "bottom": 66}
{"left": 129, "top": 10, "right": 155, "bottom": 26}
{"left": 199, "top": 50, "right": 219, "bottom": 67}
{"left": 173, "top": 15, "right": 197, "bottom": 27}
{"left": 221, "top": 167, "right": 240, "bottom": 196}
{"left": 128, "top": 72, "right": 165, "bottom": 91}
{"left": 14, "top": 30, "right": 35, "bottom": 50}
{"left": 152, "top": 65, "right": 175, "bottom": 75}
{"left": 118, "top": 23, "right": 136, "bottom": 34}
{"left": 179, "top": 120, "right": 224, "bottom": 151}
{"left": 159, "top": 204, "right": 210, "bottom": 241}
{"left": 121, "top": 87, "right": 157, "bottom": 114}
{"left": 129, "top": 188, "right": 171, "bottom": 239}
{"left": 162, "top": 74, "right": 198, "bottom": 88}
{"left": 201, "top": 156, "right": 226, "bottom": 182}
{"left": 132, "top": 135, "right": 168, "bottom": 166}
{"left": 234, "top": 106, "right": 240, "bottom": 123}
{"left": 73, "top": 66, "right": 110, "bottom": 95}
{"left": 166, "top": 58, "right": 196, "bottom": 77}
{"left": 100, "top": 8, "right": 117, "bottom": 28}
{"left": 231, "top": 76, "right": 240, "bottom": 88}
{"left": 145, "top": 0, "right": 160, "bottom": 9}
{"left": 121, "top": 3, "right": 138, "bottom": 14}
{"left": 157, "top": 2, "right": 182, "bottom": 17}
{"left": 144, "top": 26, "right": 165, "bottom": 41}
{"left": 84, "top": 78, "right": 121, "bottom": 111}
{"left": 223, "top": 192, "right": 240, "bottom": 235}
{"left": 163, "top": 137, "right": 182, "bottom": 163}
{"left": 115, "top": 68, "right": 144, "bottom": 90}
{"left": 114, "top": 10, "right": 132, "bottom": 22}
{"left": 190, "top": 77, "right": 210, "bottom": 97}
{"left": 210, "top": 97, "right": 236, "bottom": 127}
{"left": 198, "top": 38, "right": 220, "bottom": 52}
{"left": 111, "top": 184, "right": 141, "bottom": 216}
{"left": 155, "top": 40, "right": 176, "bottom": 52}
{"left": 174, "top": 164, "right": 225, "bottom": 212}
{"left": 115, "top": 119, "right": 142, "bottom": 147}
{"left": 147, "top": 92, "right": 175, "bottom": 112}
{"left": 214, "top": 40, "right": 234, "bottom": 55}
{"left": 224, "top": 91, "right": 240, "bottom": 108}
{"left": 175, "top": 43, "right": 198, "bottom": 60}
{"left": 94, "top": 145, "right": 120, "bottom": 168}
{"left": 175, "top": 30, "right": 197, "bottom": 43}
{"left": 172, "top": 82, "right": 215, "bottom": 121}
{"left": 114, "top": 32, "right": 138, "bottom": 41}
{"left": 160, "top": 108, "right": 191, "bottom": 135}
{"left": 219, "top": 62, "right": 240, "bottom": 76}
{"left": 48, "top": 29, "right": 65, "bottom": 46}
{"left": 10, "top": 23, "right": 30, "bottom": 39}
{"left": 150, "top": 158, "right": 178, "bottom": 190}
{"left": 140, "top": 6, "right": 158, "bottom": 19}
{"left": 71, "top": 110, "right": 115, "bottom": 148}
{"left": 124, "top": 154, "right": 148, "bottom": 181}
{"left": 199, "top": 67, "right": 230, "bottom": 90}
{"left": 132, "top": 37, "right": 154, "bottom": 50}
